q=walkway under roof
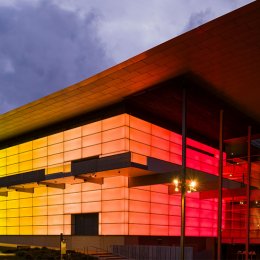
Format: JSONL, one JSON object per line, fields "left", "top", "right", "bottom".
{"left": 0, "top": 1, "right": 259, "bottom": 147}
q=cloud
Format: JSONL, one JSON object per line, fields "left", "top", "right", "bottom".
{"left": 0, "top": 0, "right": 254, "bottom": 114}
{"left": 0, "top": 1, "right": 112, "bottom": 114}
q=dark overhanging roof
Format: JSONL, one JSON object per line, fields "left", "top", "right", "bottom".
{"left": 0, "top": 1, "right": 259, "bottom": 145}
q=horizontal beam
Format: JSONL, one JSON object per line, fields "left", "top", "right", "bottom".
{"left": 39, "top": 182, "right": 66, "bottom": 189}
{"left": 74, "top": 176, "right": 103, "bottom": 185}
{"left": 0, "top": 192, "right": 8, "bottom": 197}
{"left": 8, "top": 187, "right": 34, "bottom": 193}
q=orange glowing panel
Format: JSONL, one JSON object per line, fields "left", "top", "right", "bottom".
{"left": 33, "top": 137, "right": 47, "bottom": 149}
{"left": 48, "top": 205, "right": 63, "bottom": 215}
{"left": 64, "top": 127, "right": 81, "bottom": 141}
{"left": 82, "top": 202, "right": 101, "bottom": 213}
{"left": 150, "top": 225, "right": 168, "bottom": 236}
{"left": 82, "top": 121, "right": 101, "bottom": 136}
{"left": 102, "top": 200, "right": 126, "bottom": 212}
{"left": 64, "top": 203, "right": 81, "bottom": 214}
{"left": 130, "top": 116, "right": 151, "bottom": 133}
{"left": 102, "top": 212, "right": 126, "bottom": 223}
{"left": 150, "top": 214, "right": 168, "bottom": 225}
{"left": 130, "top": 128, "right": 151, "bottom": 145}
{"left": 102, "top": 188, "right": 126, "bottom": 201}
{"left": 101, "top": 223, "right": 127, "bottom": 235}
{"left": 129, "top": 212, "right": 150, "bottom": 224}
{"left": 48, "top": 132, "right": 63, "bottom": 145}
{"left": 82, "top": 144, "right": 101, "bottom": 158}
{"left": 64, "top": 138, "right": 81, "bottom": 152}
{"left": 129, "top": 200, "right": 150, "bottom": 213}
{"left": 102, "top": 139, "right": 126, "bottom": 155}
{"left": 130, "top": 140, "right": 150, "bottom": 156}
{"left": 64, "top": 192, "right": 81, "bottom": 204}
{"left": 131, "top": 153, "right": 147, "bottom": 165}
{"left": 129, "top": 188, "right": 150, "bottom": 202}
{"left": 33, "top": 226, "right": 47, "bottom": 235}
{"left": 64, "top": 149, "right": 81, "bottom": 162}
{"left": 102, "top": 114, "right": 127, "bottom": 131}
{"left": 48, "top": 225, "right": 63, "bottom": 235}
{"left": 129, "top": 224, "right": 149, "bottom": 235}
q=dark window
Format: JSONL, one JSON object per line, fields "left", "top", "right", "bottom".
{"left": 72, "top": 213, "right": 99, "bottom": 235}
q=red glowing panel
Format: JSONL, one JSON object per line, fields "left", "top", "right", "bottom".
{"left": 150, "top": 203, "right": 168, "bottom": 215}
{"left": 150, "top": 214, "right": 168, "bottom": 225}
{"left": 101, "top": 223, "right": 127, "bottom": 235}
{"left": 169, "top": 215, "right": 181, "bottom": 226}
{"left": 152, "top": 125, "right": 170, "bottom": 140}
{"left": 169, "top": 226, "right": 180, "bottom": 236}
{"left": 152, "top": 135, "right": 170, "bottom": 150}
{"left": 129, "top": 200, "right": 150, "bottom": 213}
{"left": 151, "top": 147, "right": 169, "bottom": 161}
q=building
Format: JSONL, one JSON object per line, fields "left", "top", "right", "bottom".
{"left": 0, "top": 2, "right": 259, "bottom": 259}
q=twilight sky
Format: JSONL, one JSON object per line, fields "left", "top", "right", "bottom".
{"left": 0, "top": 0, "right": 254, "bottom": 114}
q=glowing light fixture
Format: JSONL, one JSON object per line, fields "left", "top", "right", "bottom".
{"left": 172, "top": 179, "right": 198, "bottom": 193}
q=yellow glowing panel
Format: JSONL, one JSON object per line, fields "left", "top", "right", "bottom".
{"left": 82, "top": 190, "right": 101, "bottom": 202}
{"left": 20, "top": 226, "right": 32, "bottom": 235}
{"left": 64, "top": 149, "right": 81, "bottom": 162}
{"left": 102, "top": 114, "right": 126, "bottom": 130}
{"left": 48, "top": 225, "right": 63, "bottom": 235}
{"left": 0, "top": 157, "right": 6, "bottom": 167}
{"left": 0, "top": 227, "right": 6, "bottom": 235}
{"left": 48, "top": 132, "right": 63, "bottom": 145}
{"left": 6, "top": 146, "right": 18, "bottom": 156}
{"left": 33, "top": 206, "right": 47, "bottom": 216}
{"left": 48, "top": 153, "right": 63, "bottom": 166}
{"left": 64, "top": 138, "right": 81, "bottom": 152}
{"left": 33, "top": 225, "right": 47, "bottom": 235}
{"left": 64, "top": 127, "right": 81, "bottom": 141}
{"left": 48, "top": 205, "right": 63, "bottom": 215}
{"left": 7, "top": 217, "right": 19, "bottom": 226}
{"left": 33, "top": 137, "right": 47, "bottom": 149}
{"left": 33, "top": 147, "right": 47, "bottom": 159}
{"left": 129, "top": 224, "right": 149, "bottom": 235}
{"left": 33, "top": 197, "right": 47, "bottom": 207}
{"left": 8, "top": 191, "right": 19, "bottom": 200}
{"left": 0, "top": 166, "right": 7, "bottom": 177}
{"left": 7, "top": 200, "right": 19, "bottom": 209}
{"left": 33, "top": 216, "right": 47, "bottom": 225}
{"left": 0, "top": 149, "right": 6, "bottom": 158}
{"left": 19, "top": 141, "right": 32, "bottom": 153}
{"left": 7, "top": 155, "right": 18, "bottom": 165}
{"left": 48, "top": 215, "right": 63, "bottom": 225}
{"left": 19, "top": 151, "right": 33, "bottom": 162}
{"left": 102, "top": 212, "right": 126, "bottom": 223}
{"left": 33, "top": 186, "right": 47, "bottom": 196}
{"left": 64, "top": 162, "right": 71, "bottom": 172}
{"left": 20, "top": 198, "right": 32, "bottom": 207}
{"left": 46, "top": 164, "right": 64, "bottom": 174}
{"left": 48, "top": 195, "right": 63, "bottom": 205}
{"left": 20, "top": 208, "right": 32, "bottom": 217}
{"left": 130, "top": 140, "right": 150, "bottom": 156}
{"left": 102, "top": 139, "right": 126, "bottom": 155}
{"left": 129, "top": 201, "right": 150, "bottom": 213}
{"left": 20, "top": 216, "right": 32, "bottom": 226}
{"left": 131, "top": 153, "right": 147, "bottom": 165}
{"left": 64, "top": 203, "right": 81, "bottom": 214}
{"left": 64, "top": 192, "right": 81, "bottom": 204}
{"left": 102, "top": 188, "right": 126, "bottom": 200}
{"left": 0, "top": 201, "right": 6, "bottom": 209}
{"left": 129, "top": 212, "right": 150, "bottom": 224}
{"left": 82, "top": 144, "right": 101, "bottom": 158}
{"left": 101, "top": 223, "right": 127, "bottom": 235}
{"left": 82, "top": 121, "right": 101, "bottom": 136}
{"left": 20, "top": 161, "right": 33, "bottom": 172}
{"left": 33, "top": 157, "right": 47, "bottom": 168}
{"left": 150, "top": 225, "right": 168, "bottom": 236}
{"left": 7, "top": 162, "right": 18, "bottom": 174}
{"left": 7, "top": 209, "right": 19, "bottom": 218}
{"left": 0, "top": 210, "right": 6, "bottom": 218}
{"left": 7, "top": 226, "right": 19, "bottom": 235}
{"left": 82, "top": 202, "right": 101, "bottom": 213}
{"left": 48, "top": 143, "right": 63, "bottom": 155}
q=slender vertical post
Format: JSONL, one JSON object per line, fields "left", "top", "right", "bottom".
{"left": 245, "top": 126, "right": 251, "bottom": 260}
{"left": 217, "top": 110, "right": 223, "bottom": 260}
{"left": 180, "top": 87, "right": 187, "bottom": 260}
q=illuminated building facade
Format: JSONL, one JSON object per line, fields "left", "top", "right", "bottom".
{"left": 0, "top": 2, "right": 259, "bottom": 259}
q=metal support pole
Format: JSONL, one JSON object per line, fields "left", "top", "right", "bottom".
{"left": 245, "top": 126, "right": 251, "bottom": 260}
{"left": 217, "top": 110, "right": 223, "bottom": 260}
{"left": 180, "top": 87, "right": 187, "bottom": 260}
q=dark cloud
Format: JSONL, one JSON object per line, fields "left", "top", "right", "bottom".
{"left": 0, "top": 1, "right": 113, "bottom": 114}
